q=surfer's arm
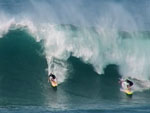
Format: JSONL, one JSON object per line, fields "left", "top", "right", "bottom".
{"left": 119, "top": 78, "right": 124, "bottom": 84}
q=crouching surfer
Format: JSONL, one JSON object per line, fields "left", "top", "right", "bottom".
{"left": 119, "top": 78, "right": 134, "bottom": 97}
{"left": 48, "top": 73, "right": 58, "bottom": 88}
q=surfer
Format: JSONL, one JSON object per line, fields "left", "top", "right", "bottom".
{"left": 119, "top": 78, "right": 133, "bottom": 90}
{"left": 48, "top": 73, "right": 56, "bottom": 83}
{"left": 126, "top": 79, "right": 133, "bottom": 90}
{"left": 48, "top": 73, "right": 58, "bottom": 88}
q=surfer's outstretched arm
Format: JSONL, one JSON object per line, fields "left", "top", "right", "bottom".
{"left": 119, "top": 78, "right": 124, "bottom": 84}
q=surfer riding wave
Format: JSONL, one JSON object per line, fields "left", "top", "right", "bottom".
{"left": 48, "top": 73, "right": 58, "bottom": 87}
{"left": 119, "top": 78, "right": 134, "bottom": 91}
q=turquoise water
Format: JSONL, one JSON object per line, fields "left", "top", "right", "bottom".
{"left": 0, "top": 29, "right": 150, "bottom": 113}
{"left": 0, "top": 0, "right": 150, "bottom": 112}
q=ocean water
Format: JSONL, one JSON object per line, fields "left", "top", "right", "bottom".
{"left": 0, "top": 0, "right": 150, "bottom": 113}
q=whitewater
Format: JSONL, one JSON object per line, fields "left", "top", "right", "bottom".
{"left": 0, "top": 0, "right": 150, "bottom": 113}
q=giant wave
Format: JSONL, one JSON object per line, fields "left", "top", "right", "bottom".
{"left": 0, "top": 0, "right": 150, "bottom": 108}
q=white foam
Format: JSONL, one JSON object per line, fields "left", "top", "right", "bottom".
{"left": 0, "top": 12, "right": 15, "bottom": 37}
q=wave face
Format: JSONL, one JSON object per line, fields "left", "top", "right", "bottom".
{"left": 0, "top": 26, "right": 150, "bottom": 107}
{"left": 0, "top": 0, "right": 150, "bottom": 109}
{"left": 0, "top": 29, "right": 48, "bottom": 105}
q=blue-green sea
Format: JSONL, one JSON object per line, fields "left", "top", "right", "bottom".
{"left": 0, "top": 0, "right": 150, "bottom": 113}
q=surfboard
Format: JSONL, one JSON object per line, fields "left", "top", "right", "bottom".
{"left": 120, "top": 88, "right": 133, "bottom": 97}
{"left": 50, "top": 79, "right": 58, "bottom": 87}
{"left": 124, "top": 89, "right": 133, "bottom": 95}
{"left": 124, "top": 89, "right": 133, "bottom": 97}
